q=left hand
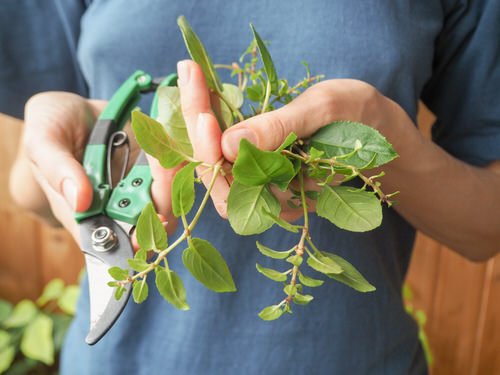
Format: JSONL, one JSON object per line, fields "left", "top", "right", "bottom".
{"left": 177, "top": 60, "right": 415, "bottom": 220}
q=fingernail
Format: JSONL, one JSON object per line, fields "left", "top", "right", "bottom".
{"left": 62, "top": 178, "right": 77, "bottom": 211}
{"left": 177, "top": 60, "right": 191, "bottom": 86}
{"left": 223, "top": 129, "right": 258, "bottom": 160}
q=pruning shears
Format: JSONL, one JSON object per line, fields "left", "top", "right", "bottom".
{"left": 75, "top": 70, "right": 176, "bottom": 345}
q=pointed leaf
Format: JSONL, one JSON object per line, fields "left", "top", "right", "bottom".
{"left": 250, "top": 24, "right": 278, "bottom": 94}
{"left": 57, "top": 286, "right": 80, "bottom": 315}
{"left": 286, "top": 255, "right": 303, "bottom": 267}
{"left": 232, "top": 139, "right": 295, "bottom": 189}
{"left": 262, "top": 208, "right": 299, "bottom": 233}
{"left": 275, "top": 132, "right": 298, "bottom": 152}
{"left": 108, "top": 266, "right": 129, "bottom": 281}
{"left": 255, "top": 264, "right": 288, "bottom": 282}
{"left": 172, "top": 162, "right": 200, "bottom": 217}
{"left": 306, "top": 251, "right": 343, "bottom": 275}
{"left": 177, "top": 16, "right": 223, "bottom": 92}
{"left": 156, "top": 269, "right": 190, "bottom": 310}
{"left": 136, "top": 202, "right": 168, "bottom": 251}
{"left": 317, "top": 185, "right": 382, "bottom": 232}
{"left": 298, "top": 272, "right": 324, "bottom": 287}
{"left": 256, "top": 241, "right": 294, "bottom": 259}
{"left": 258, "top": 304, "right": 284, "bottom": 321}
{"left": 0, "top": 300, "right": 12, "bottom": 323}
{"left": 322, "top": 252, "right": 376, "bottom": 292}
{"left": 0, "top": 344, "right": 15, "bottom": 373}
{"left": 293, "top": 293, "right": 314, "bottom": 305}
{"left": 310, "top": 121, "right": 398, "bottom": 168}
{"left": 227, "top": 182, "right": 280, "bottom": 235}
{"left": 127, "top": 259, "right": 150, "bottom": 272}
{"left": 20, "top": 314, "right": 54, "bottom": 365}
{"left": 182, "top": 238, "right": 236, "bottom": 292}
{"left": 220, "top": 83, "right": 244, "bottom": 128}
{"left": 2, "top": 300, "right": 37, "bottom": 328}
{"left": 132, "top": 278, "right": 149, "bottom": 304}
{"left": 37, "top": 278, "right": 64, "bottom": 306}
{"left": 156, "top": 86, "right": 193, "bottom": 155}
{"left": 131, "top": 110, "right": 186, "bottom": 168}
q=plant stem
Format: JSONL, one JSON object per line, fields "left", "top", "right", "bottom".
{"left": 123, "top": 162, "right": 223, "bottom": 284}
{"left": 261, "top": 80, "right": 272, "bottom": 114}
{"left": 216, "top": 91, "right": 245, "bottom": 123}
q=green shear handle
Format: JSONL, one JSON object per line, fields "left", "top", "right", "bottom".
{"left": 75, "top": 70, "right": 177, "bottom": 225}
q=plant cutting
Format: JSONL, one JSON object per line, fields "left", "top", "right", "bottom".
{"left": 108, "top": 16, "right": 399, "bottom": 320}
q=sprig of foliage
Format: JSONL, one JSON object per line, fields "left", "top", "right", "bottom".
{"left": 0, "top": 278, "right": 80, "bottom": 374}
{"left": 114, "top": 16, "right": 399, "bottom": 320}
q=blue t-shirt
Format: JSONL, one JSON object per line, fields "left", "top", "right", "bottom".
{"left": 2, "top": 1, "right": 499, "bottom": 374}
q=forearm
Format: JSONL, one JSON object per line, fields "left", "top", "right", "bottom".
{"left": 380, "top": 104, "right": 500, "bottom": 261}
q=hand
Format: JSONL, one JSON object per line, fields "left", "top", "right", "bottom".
{"left": 177, "top": 61, "right": 412, "bottom": 220}
{"left": 9, "top": 92, "right": 176, "bottom": 243}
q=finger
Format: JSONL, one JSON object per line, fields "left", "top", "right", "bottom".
{"left": 221, "top": 79, "right": 379, "bottom": 161}
{"left": 147, "top": 153, "right": 179, "bottom": 234}
{"left": 177, "top": 60, "right": 230, "bottom": 217}
{"left": 25, "top": 136, "right": 93, "bottom": 213}
{"left": 194, "top": 113, "right": 230, "bottom": 218}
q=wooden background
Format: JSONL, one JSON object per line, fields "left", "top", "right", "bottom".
{"left": 0, "top": 110, "right": 498, "bottom": 374}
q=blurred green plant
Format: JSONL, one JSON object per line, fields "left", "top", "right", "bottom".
{"left": 403, "top": 283, "right": 433, "bottom": 367}
{"left": 0, "top": 277, "right": 80, "bottom": 375}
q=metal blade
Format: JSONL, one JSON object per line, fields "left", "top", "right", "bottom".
{"left": 79, "top": 215, "right": 134, "bottom": 345}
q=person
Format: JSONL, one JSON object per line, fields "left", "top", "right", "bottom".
{"left": 4, "top": 1, "right": 500, "bottom": 374}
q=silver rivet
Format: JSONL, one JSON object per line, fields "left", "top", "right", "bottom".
{"left": 91, "top": 226, "right": 117, "bottom": 252}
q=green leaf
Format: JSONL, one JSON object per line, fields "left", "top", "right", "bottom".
{"left": 256, "top": 241, "right": 294, "bottom": 259}
{"left": 255, "top": 264, "right": 288, "bottom": 282}
{"left": 232, "top": 139, "right": 295, "bottom": 190}
{"left": 321, "top": 252, "right": 376, "bottom": 292}
{"left": 2, "top": 300, "right": 37, "bottom": 328}
{"left": 220, "top": 83, "right": 244, "bottom": 128}
{"left": 0, "top": 345, "right": 15, "bottom": 374}
{"left": 182, "top": 238, "right": 236, "bottom": 292}
{"left": 136, "top": 202, "right": 168, "bottom": 251}
{"left": 57, "top": 286, "right": 80, "bottom": 315}
{"left": 172, "top": 162, "right": 200, "bottom": 217}
{"left": 250, "top": 24, "right": 278, "bottom": 94}
{"left": 246, "top": 84, "right": 264, "bottom": 102}
{"left": 261, "top": 208, "right": 300, "bottom": 233}
{"left": 284, "top": 284, "right": 299, "bottom": 296}
{"left": 132, "top": 278, "right": 149, "bottom": 304}
{"left": 227, "top": 182, "right": 280, "bottom": 235}
{"left": 108, "top": 266, "right": 129, "bottom": 281}
{"left": 0, "top": 300, "right": 13, "bottom": 323}
{"left": 156, "top": 86, "right": 193, "bottom": 155}
{"left": 0, "top": 330, "right": 10, "bottom": 350}
{"left": 258, "top": 304, "right": 284, "bottom": 321}
{"left": 131, "top": 110, "right": 186, "bottom": 169}
{"left": 275, "top": 132, "right": 298, "bottom": 152}
{"left": 298, "top": 272, "right": 324, "bottom": 287}
{"left": 306, "top": 251, "right": 343, "bottom": 275}
{"left": 114, "top": 285, "right": 126, "bottom": 300}
{"left": 317, "top": 185, "right": 382, "bottom": 232}
{"left": 127, "top": 259, "right": 150, "bottom": 272}
{"left": 286, "top": 255, "right": 303, "bottom": 267}
{"left": 293, "top": 293, "right": 314, "bottom": 305}
{"left": 155, "top": 269, "right": 190, "bottom": 310}
{"left": 177, "top": 16, "right": 223, "bottom": 92}
{"left": 135, "top": 248, "right": 148, "bottom": 261}
{"left": 37, "top": 278, "right": 64, "bottom": 306}
{"left": 309, "top": 121, "right": 398, "bottom": 168}
{"left": 20, "top": 314, "right": 54, "bottom": 365}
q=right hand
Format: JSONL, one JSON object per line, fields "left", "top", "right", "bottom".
{"left": 9, "top": 92, "right": 177, "bottom": 242}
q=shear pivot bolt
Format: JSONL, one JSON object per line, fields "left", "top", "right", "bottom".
{"left": 132, "top": 178, "right": 143, "bottom": 187}
{"left": 119, "top": 198, "right": 130, "bottom": 208}
{"left": 91, "top": 226, "right": 117, "bottom": 252}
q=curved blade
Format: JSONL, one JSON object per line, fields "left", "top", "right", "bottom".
{"left": 79, "top": 215, "right": 134, "bottom": 345}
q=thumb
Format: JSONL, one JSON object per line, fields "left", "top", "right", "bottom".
{"left": 26, "top": 137, "right": 93, "bottom": 212}
{"left": 221, "top": 80, "right": 360, "bottom": 162}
